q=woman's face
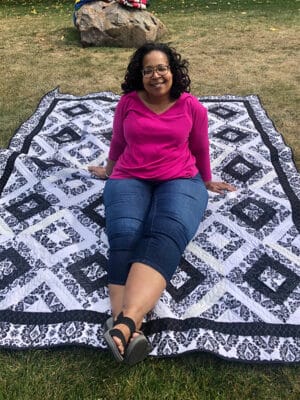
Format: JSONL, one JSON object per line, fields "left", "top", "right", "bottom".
{"left": 142, "top": 50, "right": 173, "bottom": 99}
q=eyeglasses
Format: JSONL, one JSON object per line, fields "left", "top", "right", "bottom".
{"left": 142, "top": 65, "right": 170, "bottom": 77}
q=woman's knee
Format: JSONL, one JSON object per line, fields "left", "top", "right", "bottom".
{"left": 152, "top": 216, "right": 193, "bottom": 249}
{"left": 107, "top": 219, "right": 143, "bottom": 250}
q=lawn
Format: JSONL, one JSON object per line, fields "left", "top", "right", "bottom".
{"left": 0, "top": 1, "right": 299, "bottom": 399}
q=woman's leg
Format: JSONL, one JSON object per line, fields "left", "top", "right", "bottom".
{"left": 109, "top": 262, "right": 166, "bottom": 354}
{"left": 103, "top": 178, "right": 152, "bottom": 318}
{"left": 111, "top": 175, "right": 208, "bottom": 354}
{"left": 131, "top": 174, "right": 208, "bottom": 281}
{"left": 108, "top": 285, "right": 125, "bottom": 320}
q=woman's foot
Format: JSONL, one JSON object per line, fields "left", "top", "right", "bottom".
{"left": 103, "top": 313, "right": 151, "bottom": 365}
{"left": 104, "top": 315, "right": 139, "bottom": 354}
{"left": 110, "top": 321, "right": 132, "bottom": 355}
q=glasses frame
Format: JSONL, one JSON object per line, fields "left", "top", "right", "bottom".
{"left": 141, "top": 64, "right": 170, "bottom": 78}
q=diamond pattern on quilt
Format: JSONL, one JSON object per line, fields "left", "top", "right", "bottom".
{"left": 6, "top": 193, "right": 51, "bottom": 222}
{"left": 32, "top": 219, "right": 83, "bottom": 255}
{"left": 67, "top": 253, "right": 108, "bottom": 295}
{"left": 209, "top": 104, "right": 239, "bottom": 120}
{"left": 51, "top": 126, "right": 81, "bottom": 145}
{"left": 194, "top": 220, "right": 246, "bottom": 262}
{"left": 214, "top": 126, "right": 249, "bottom": 143}
{"left": 12, "top": 282, "right": 66, "bottom": 312}
{"left": 82, "top": 195, "right": 106, "bottom": 228}
{"left": 223, "top": 155, "right": 262, "bottom": 183}
{"left": 231, "top": 197, "right": 277, "bottom": 230}
{"left": 227, "top": 246, "right": 300, "bottom": 323}
{"left": 0, "top": 90, "right": 299, "bottom": 363}
{"left": 243, "top": 253, "right": 300, "bottom": 305}
{"left": 0, "top": 248, "right": 32, "bottom": 290}
{"left": 62, "top": 104, "right": 90, "bottom": 117}
{"left": 167, "top": 258, "right": 206, "bottom": 303}
{"left": 31, "top": 157, "right": 67, "bottom": 171}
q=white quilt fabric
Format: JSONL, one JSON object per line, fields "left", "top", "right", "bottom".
{"left": 0, "top": 89, "right": 299, "bottom": 363}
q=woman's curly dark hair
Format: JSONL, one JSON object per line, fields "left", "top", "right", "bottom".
{"left": 121, "top": 42, "right": 191, "bottom": 99}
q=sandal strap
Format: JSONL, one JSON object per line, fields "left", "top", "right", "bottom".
{"left": 108, "top": 328, "right": 127, "bottom": 349}
{"left": 115, "top": 312, "right": 136, "bottom": 335}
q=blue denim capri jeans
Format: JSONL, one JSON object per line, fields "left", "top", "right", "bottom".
{"left": 103, "top": 174, "right": 208, "bottom": 285}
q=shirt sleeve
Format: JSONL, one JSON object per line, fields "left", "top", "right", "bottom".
{"left": 188, "top": 97, "right": 212, "bottom": 182}
{"left": 108, "top": 95, "right": 127, "bottom": 161}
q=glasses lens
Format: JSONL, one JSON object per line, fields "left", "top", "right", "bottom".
{"left": 142, "top": 65, "right": 169, "bottom": 76}
{"left": 157, "top": 65, "right": 168, "bottom": 74}
{"left": 143, "top": 68, "right": 153, "bottom": 76}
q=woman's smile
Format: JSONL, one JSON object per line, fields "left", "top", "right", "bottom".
{"left": 149, "top": 80, "right": 166, "bottom": 88}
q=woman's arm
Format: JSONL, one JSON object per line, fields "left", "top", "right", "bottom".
{"left": 88, "top": 95, "right": 128, "bottom": 179}
{"left": 189, "top": 101, "right": 212, "bottom": 182}
{"left": 189, "top": 97, "right": 236, "bottom": 193}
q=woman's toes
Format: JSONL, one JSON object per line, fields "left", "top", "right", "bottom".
{"left": 112, "top": 336, "right": 125, "bottom": 354}
{"left": 112, "top": 323, "right": 131, "bottom": 354}
{"left": 129, "top": 332, "right": 141, "bottom": 343}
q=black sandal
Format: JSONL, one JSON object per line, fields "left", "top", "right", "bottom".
{"left": 103, "top": 316, "right": 114, "bottom": 332}
{"left": 103, "top": 312, "right": 151, "bottom": 365}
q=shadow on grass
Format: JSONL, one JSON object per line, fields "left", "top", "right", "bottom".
{"left": 56, "top": 27, "right": 82, "bottom": 47}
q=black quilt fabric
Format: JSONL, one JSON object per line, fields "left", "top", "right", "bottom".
{"left": 0, "top": 89, "right": 299, "bottom": 363}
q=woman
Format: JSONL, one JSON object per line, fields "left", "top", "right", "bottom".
{"left": 89, "top": 42, "right": 235, "bottom": 365}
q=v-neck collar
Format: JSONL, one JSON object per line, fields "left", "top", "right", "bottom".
{"left": 135, "top": 91, "right": 180, "bottom": 116}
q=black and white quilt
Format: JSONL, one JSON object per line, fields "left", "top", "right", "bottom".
{"left": 0, "top": 89, "right": 299, "bottom": 363}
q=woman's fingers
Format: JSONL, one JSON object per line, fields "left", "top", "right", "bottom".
{"left": 88, "top": 166, "right": 106, "bottom": 179}
{"left": 205, "top": 181, "right": 237, "bottom": 193}
{"left": 220, "top": 182, "right": 236, "bottom": 192}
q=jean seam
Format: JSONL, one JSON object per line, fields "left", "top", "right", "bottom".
{"left": 143, "top": 190, "right": 157, "bottom": 258}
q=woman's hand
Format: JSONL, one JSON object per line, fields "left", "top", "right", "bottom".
{"left": 88, "top": 166, "right": 108, "bottom": 180}
{"left": 88, "top": 159, "right": 115, "bottom": 180}
{"left": 205, "top": 181, "right": 236, "bottom": 194}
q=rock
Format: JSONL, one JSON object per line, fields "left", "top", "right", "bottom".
{"left": 75, "top": 0, "right": 167, "bottom": 48}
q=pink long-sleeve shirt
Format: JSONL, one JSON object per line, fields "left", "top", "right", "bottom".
{"left": 108, "top": 91, "right": 212, "bottom": 182}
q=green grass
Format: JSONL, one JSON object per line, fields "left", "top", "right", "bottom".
{"left": 1, "top": 348, "right": 299, "bottom": 400}
{"left": 0, "top": 1, "right": 299, "bottom": 399}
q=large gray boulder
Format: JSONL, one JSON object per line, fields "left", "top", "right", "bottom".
{"left": 75, "top": 1, "right": 167, "bottom": 48}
